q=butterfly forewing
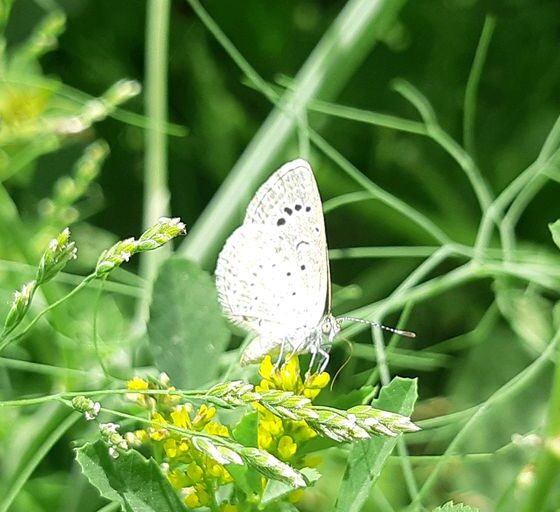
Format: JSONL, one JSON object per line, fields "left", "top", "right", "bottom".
{"left": 215, "top": 159, "right": 331, "bottom": 361}
{"left": 244, "top": 159, "right": 329, "bottom": 322}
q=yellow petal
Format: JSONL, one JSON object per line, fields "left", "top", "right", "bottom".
{"left": 277, "top": 435, "right": 297, "bottom": 460}
{"left": 259, "top": 355, "right": 274, "bottom": 379}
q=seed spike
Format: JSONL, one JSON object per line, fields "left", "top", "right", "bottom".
{"left": 337, "top": 316, "right": 416, "bottom": 338}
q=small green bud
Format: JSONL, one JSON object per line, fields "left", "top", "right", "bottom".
{"left": 36, "top": 228, "right": 78, "bottom": 285}
{"left": 241, "top": 447, "right": 307, "bottom": 488}
{"left": 3, "top": 280, "right": 37, "bottom": 336}
{"left": 94, "top": 237, "right": 137, "bottom": 277}
{"left": 137, "top": 217, "right": 187, "bottom": 251}
{"left": 71, "top": 395, "right": 101, "bottom": 421}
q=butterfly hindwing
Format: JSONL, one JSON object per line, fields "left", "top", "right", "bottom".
{"left": 215, "top": 224, "right": 324, "bottom": 339}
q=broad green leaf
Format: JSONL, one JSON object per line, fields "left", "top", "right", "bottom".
{"left": 550, "top": 220, "right": 560, "bottom": 250}
{"left": 433, "top": 501, "right": 480, "bottom": 511}
{"left": 75, "top": 440, "right": 187, "bottom": 512}
{"left": 229, "top": 412, "right": 262, "bottom": 497}
{"left": 148, "top": 257, "right": 230, "bottom": 388}
{"left": 334, "top": 377, "right": 418, "bottom": 512}
{"left": 232, "top": 411, "right": 258, "bottom": 448}
{"left": 329, "top": 384, "right": 377, "bottom": 409}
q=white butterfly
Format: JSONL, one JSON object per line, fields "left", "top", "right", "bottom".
{"left": 215, "top": 159, "right": 414, "bottom": 372}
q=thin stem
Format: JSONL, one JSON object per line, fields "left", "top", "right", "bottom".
{"left": 180, "top": 0, "right": 410, "bottom": 267}
{"left": 309, "top": 87, "right": 498, "bottom": 243}
{"left": 501, "top": 155, "right": 560, "bottom": 259}
{"left": 409, "top": 330, "right": 560, "bottom": 507}
{"left": 474, "top": 128, "right": 560, "bottom": 254}
{"left": 309, "top": 98, "right": 428, "bottom": 136}
{"left": 323, "top": 191, "right": 374, "bottom": 213}
{"left": 186, "top": 0, "right": 277, "bottom": 103}
{"left": 520, "top": 330, "right": 560, "bottom": 510}
{"left": 329, "top": 246, "right": 441, "bottom": 260}
{"left": 0, "top": 387, "right": 207, "bottom": 408}
{"left": 0, "top": 273, "right": 97, "bottom": 354}
{"left": 0, "top": 411, "right": 79, "bottom": 512}
{"left": 310, "top": 130, "right": 452, "bottom": 246}
{"left": 463, "top": 15, "right": 496, "bottom": 157}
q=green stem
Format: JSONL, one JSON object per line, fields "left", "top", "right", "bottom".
{"left": 329, "top": 246, "right": 441, "bottom": 260}
{"left": 410, "top": 330, "right": 560, "bottom": 507}
{"left": 0, "top": 409, "right": 79, "bottom": 512}
{"left": 0, "top": 387, "right": 208, "bottom": 408}
{"left": 475, "top": 130, "right": 560, "bottom": 254}
{"left": 310, "top": 130, "right": 452, "bottom": 246}
{"left": 463, "top": 15, "right": 496, "bottom": 157}
{"left": 180, "top": 0, "right": 409, "bottom": 267}
{"left": 520, "top": 331, "right": 560, "bottom": 511}
{"left": 136, "top": 0, "right": 171, "bottom": 324}
{"left": 0, "top": 273, "right": 96, "bottom": 354}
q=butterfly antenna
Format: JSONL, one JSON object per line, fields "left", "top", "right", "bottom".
{"left": 338, "top": 317, "right": 416, "bottom": 338}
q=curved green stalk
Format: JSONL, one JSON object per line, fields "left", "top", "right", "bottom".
{"left": 136, "top": 0, "right": 171, "bottom": 325}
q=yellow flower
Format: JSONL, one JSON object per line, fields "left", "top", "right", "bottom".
{"left": 277, "top": 435, "right": 297, "bottom": 460}
{"left": 170, "top": 404, "right": 192, "bottom": 429}
{"left": 127, "top": 377, "right": 149, "bottom": 390}
{"left": 221, "top": 504, "right": 239, "bottom": 512}
{"left": 126, "top": 377, "right": 150, "bottom": 405}
{"left": 289, "top": 489, "right": 305, "bottom": 503}
{"left": 303, "top": 372, "right": 330, "bottom": 399}
{"left": 195, "top": 484, "right": 211, "bottom": 506}
{"left": 163, "top": 439, "right": 178, "bottom": 458}
{"left": 204, "top": 421, "right": 229, "bottom": 437}
{"left": 258, "top": 428, "right": 273, "bottom": 450}
{"left": 256, "top": 355, "right": 330, "bottom": 474}
{"left": 186, "top": 463, "right": 203, "bottom": 483}
{"left": 183, "top": 487, "right": 200, "bottom": 508}
{"left": 192, "top": 404, "right": 216, "bottom": 428}
{"left": 134, "top": 429, "right": 148, "bottom": 443}
{"left": 168, "top": 469, "right": 189, "bottom": 489}
{"left": 259, "top": 355, "right": 274, "bottom": 379}
{"left": 280, "top": 356, "right": 301, "bottom": 390}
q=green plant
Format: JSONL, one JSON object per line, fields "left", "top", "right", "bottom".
{"left": 1, "top": 2, "right": 559, "bottom": 512}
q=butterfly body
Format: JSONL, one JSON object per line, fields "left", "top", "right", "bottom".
{"left": 215, "top": 159, "right": 335, "bottom": 370}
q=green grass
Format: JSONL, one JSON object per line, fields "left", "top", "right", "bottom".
{"left": 1, "top": 1, "right": 560, "bottom": 511}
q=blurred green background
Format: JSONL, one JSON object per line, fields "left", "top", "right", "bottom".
{"left": 1, "top": 0, "right": 560, "bottom": 511}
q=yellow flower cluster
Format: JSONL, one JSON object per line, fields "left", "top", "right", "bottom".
{"left": 256, "top": 356, "right": 330, "bottom": 462}
{"left": 126, "top": 375, "right": 237, "bottom": 511}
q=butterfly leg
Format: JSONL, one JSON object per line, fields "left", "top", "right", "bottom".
{"left": 306, "top": 349, "right": 318, "bottom": 379}
{"left": 273, "top": 340, "right": 287, "bottom": 372}
{"left": 317, "top": 346, "right": 330, "bottom": 374}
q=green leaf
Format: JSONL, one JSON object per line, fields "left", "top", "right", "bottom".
{"left": 261, "top": 467, "right": 321, "bottom": 505}
{"left": 75, "top": 440, "right": 187, "bottom": 512}
{"left": 228, "top": 412, "right": 262, "bottom": 497}
{"left": 433, "top": 501, "right": 480, "bottom": 511}
{"left": 148, "top": 257, "right": 230, "bottom": 388}
{"left": 495, "top": 282, "right": 553, "bottom": 351}
{"left": 334, "top": 377, "right": 418, "bottom": 512}
{"left": 550, "top": 220, "right": 560, "bottom": 249}
{"left": 328, "top": 384, "right": 377, "bottom": 409}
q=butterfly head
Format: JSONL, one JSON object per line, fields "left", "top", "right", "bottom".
{"left": 321, "top": 314, "right": 340, "bottom": 343}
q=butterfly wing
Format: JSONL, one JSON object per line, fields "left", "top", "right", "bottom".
{"left": 215, "top": 159, "right": 331, "bottom": 362}
{"left": 245, "top": 159, "right": 330, "bottom": 322}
